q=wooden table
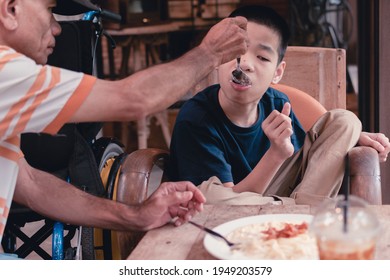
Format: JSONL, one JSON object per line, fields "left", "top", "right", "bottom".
{"left": 127, "top": 204, "right": 390, "bottom": 260}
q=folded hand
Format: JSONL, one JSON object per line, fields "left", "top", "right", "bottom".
{"left": 137, "top": 181, "right": 206, "bottom": 230}
{"left": 262, "top": 102, "right": 294, "bottom": 160}
{"left": 358, "top": 132, "right": 390, "bottom": 162}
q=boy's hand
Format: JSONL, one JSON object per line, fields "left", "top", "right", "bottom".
{"left": 358, "top": 132, "right": 390, "bottom": 162}
{"left": 262, "top": 103, "right": 294, "bottom": 160}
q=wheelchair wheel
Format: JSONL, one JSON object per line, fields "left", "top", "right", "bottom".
{"left": 80, "top": 227, "right": 94, "bottom": 260}
{"left": 93, "top": 137, "right": 125, "bottom": 171}
{"left": 88, "top": 137, "right": 126, "bottom": 260}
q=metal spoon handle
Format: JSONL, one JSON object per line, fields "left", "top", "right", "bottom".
{"left": 188, "top": 221, "right": 235, "bottom": 247}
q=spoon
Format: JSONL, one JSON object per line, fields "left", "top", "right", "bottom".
{"left": 188, "top": 221, "right": 239, "bottom": 248}
{"left": 231, "top": 57, "right": 251, "bottom": 86}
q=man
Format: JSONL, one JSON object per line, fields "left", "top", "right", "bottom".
{"left": 0, "top": 0, "right": 249, "bottom": 248}
{"left": 167, "top": 5, "right": 390, "bottom": 205}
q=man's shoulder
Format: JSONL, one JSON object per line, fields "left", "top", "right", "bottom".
{"left": 0, "top": 46, "right": 31, "bottom": 64}
{"left": 0, "top": 45, "right": 14, "bottom": 53}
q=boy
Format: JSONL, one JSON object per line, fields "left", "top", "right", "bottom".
{"left": 167, "top": 5, "right": 389, "bottom": 205}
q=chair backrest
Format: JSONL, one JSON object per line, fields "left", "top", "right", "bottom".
{"left": 191, "top": 46, "right": 346, "bottom": 131}
{"left": 278, "top": 46, "right": 346, "bottom": 110}
{"left": 274, "top": 47, "right": 346, "bottom": 131}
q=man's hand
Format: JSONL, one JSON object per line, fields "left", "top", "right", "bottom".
{"left": 358, "top": 132, "right": 390, "bottom": 162}
{"left": 200, "top": 16, "right": 249, "bottom": 66}
{"left": 137, "top": 181, "right": 206, "bottom": 230}
{"left": 262, "top": 103, "right": 294, "bottom": 161}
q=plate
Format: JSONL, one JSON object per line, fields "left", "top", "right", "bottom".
{"left": 203, "top": 214, "right": 314, "bottom": 260}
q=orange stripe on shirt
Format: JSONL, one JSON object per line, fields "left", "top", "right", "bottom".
{"left": 0, "top": 197, "right": 6, "bottom": 209}
{"left": 0, "top": 52, "right": 23, "bottom": 71}
{"left": 0, "top": 67, "right": 46, "bottom": 136}
{"left": 0, "top": 146, "right": 20, "bottom": 162}
{"left": 2, "top": 206, "right": 9, "bottom": 218}
{"left": 5, "top": 136, "right": 20, "bottom": 147}
{"left": 0, "top": 46, "right": 13, "bottom": 51}
{"left": 0, "top": 223, "right": 5, "bottom": 237}
{"left": 13, "top": 67, "right": 60, "bottom": 134}
{"left": 44, "top": 74, "right": 96, "bottom": 134}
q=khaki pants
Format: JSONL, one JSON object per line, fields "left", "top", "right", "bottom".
{"left": 199, "top": 109, "right": 362, "bottom": 206}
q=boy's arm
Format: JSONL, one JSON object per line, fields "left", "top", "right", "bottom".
{"left": 231, "top": 103, "right": 294, "bottom": 193}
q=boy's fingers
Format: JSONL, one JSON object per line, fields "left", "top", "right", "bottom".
{"left": 281, "top": 102, "right": 291, "bottom": 116}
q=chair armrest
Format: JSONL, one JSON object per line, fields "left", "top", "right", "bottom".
{"left": 115, "top": 146, "right": 382, "bottom": 205}
{"left": 115, "top": 148, "right": 169, "bottom": 259}
{"left": 349, "top": 146, "right": 382, "bottom": 205}
{"left": 116, "top": 148, "right": 169, "bottom": 205}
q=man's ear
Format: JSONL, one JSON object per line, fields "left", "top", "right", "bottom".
{"left": 271, "top": 60, "right": 286, "bottom": 84}
{"left": 0, "top": 0, "right": 19, "bottom": 30}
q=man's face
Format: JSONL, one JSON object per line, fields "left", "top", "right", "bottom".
{"left": 12, "top": 0, "right": 61, "bottom": 64}
{"left": 218, "top": 22, "right": 285, "bottom": 105}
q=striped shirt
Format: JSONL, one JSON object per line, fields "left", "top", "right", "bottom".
{"left": 0, "top": 46, "right": 96, "bottom": 244}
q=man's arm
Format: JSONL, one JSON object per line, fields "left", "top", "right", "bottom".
{"left": 14, "top": 157, "right": 205, "bottom": 231}
{"left": 70, "top": 17, "right": 248, "bottom": 123}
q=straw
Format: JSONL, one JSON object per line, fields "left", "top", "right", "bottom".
{"left": 341, "top": 154, "right": 350, "bottom": 233}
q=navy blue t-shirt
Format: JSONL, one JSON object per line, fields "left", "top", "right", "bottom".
{"left": 167, "top": 84, "right": 306, "bottom": 186}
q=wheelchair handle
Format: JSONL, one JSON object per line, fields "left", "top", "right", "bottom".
{"left": 82, "top": 10, "right": 121, "bottom": 23}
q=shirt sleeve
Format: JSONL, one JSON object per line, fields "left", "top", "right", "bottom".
{"left": 0, "top": 48, "right": 96, "bottom": 140}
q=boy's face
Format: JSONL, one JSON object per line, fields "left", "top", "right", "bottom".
{"left": 7, "top": 0, "right": 61, "bottom": 64}
{"left": 218, "top": 21, "right": 285, "bottom": 106}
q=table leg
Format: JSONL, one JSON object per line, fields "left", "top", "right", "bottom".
{"left": 137, "top": 117, "right": 149, "bottom": 149}
{"left": 154, "top": 111, "right": 171, "bottom": 148}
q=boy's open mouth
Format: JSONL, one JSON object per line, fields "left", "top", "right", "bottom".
{"left": 231, "top": 69, "right": 251, "bottom": 86}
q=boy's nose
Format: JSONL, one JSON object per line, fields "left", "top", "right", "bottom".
{"left": 238, "top": 57, "right": 253, "bottom": 72}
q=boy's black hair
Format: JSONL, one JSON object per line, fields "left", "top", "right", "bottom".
{"left": 229, "top": 5, "right": 290, "bottom": 62}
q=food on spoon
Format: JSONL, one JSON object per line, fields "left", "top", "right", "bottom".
{"left": 227, "top": 221, "right": 318, "bottom": 259}
{"left": 231, "top": 69, "right": 251, "bottom": 86}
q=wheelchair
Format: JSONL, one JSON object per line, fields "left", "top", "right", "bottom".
{"left": 1, "top": 133, "right": 128, "bottom": 260}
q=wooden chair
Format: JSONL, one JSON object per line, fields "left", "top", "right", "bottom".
{"left": 274, "top": 47, "right": 381, "bottom": 203}
{"left": 113, "top": 46, "right": 382, "bottom": 259}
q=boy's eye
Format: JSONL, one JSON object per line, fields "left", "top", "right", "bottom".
{"left": 257, "top": 56, "right": 270, "bottom": 62}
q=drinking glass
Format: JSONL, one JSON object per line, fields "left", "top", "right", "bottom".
{"left": 310, "top": 195, "right": 380, "bottom": 260}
